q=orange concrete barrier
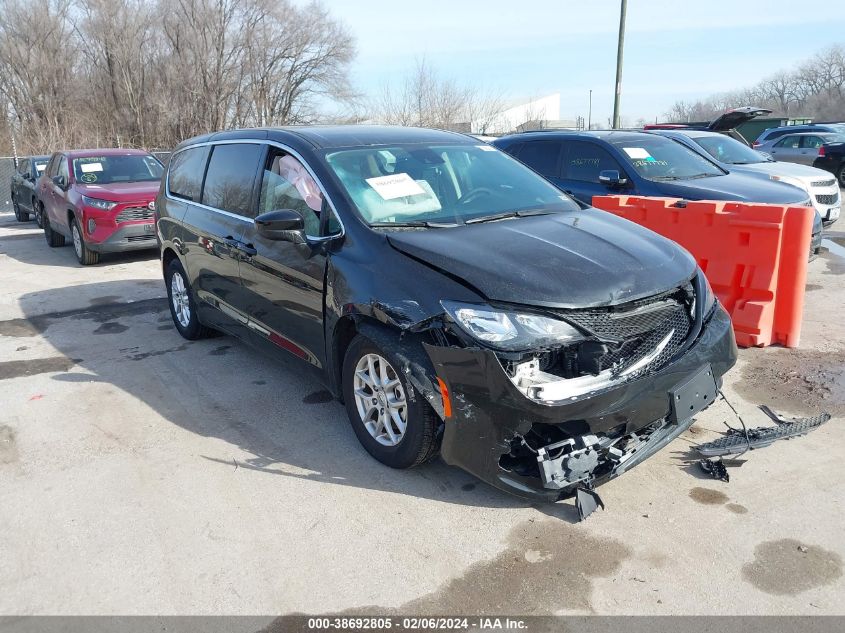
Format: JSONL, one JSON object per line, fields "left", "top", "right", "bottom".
{"left": 591, "top": 195, "right": 815, "bottom": 348}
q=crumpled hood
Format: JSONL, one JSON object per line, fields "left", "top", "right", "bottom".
{"left": 75, "top": 181, "right": 160, "bottom": 203}
{"left": 386, "top": 209, "right": 697, "bottom": 309}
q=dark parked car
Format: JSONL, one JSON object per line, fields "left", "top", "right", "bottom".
{"left": 813, "top": 137, "right": 845, "bottom": 187}
{"left": 11, "top": 155, "right": 50, "bottom": 224}
{"left": 492, "top": 130, "right": 823, "bottom": 257}
{"left": 157, "top": 126, "right": 737, "bottom": 503}
{"left": 654, "top": 129, "right": 840, "bottom": 225}
{"left": 36, "top": 149, "right": 164, "bottom": 265}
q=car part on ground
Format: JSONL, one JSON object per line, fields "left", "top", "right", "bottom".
{"left": 695, "top": 409, "right": 831, "bottom": 457}
{"left": 158, "top": 125, "right": 738, "bottom": 503}
{"left": 592, "top": 195, "right": 815, "bottom": 348}
{"left": 699, "top": 458, "right": 730, "bottom": 482}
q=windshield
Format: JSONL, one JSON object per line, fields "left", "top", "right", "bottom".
{"left": 692, "top": 135, "right": 768, "bottom": 164}
{"left": 610, "top": 137, "right": 724, "bottom": 181}
{"left": 324, "top": 144, "right": 580, "bottom": 226}
{"left": 72, "top": 154, "right": 163, "bottom": 185}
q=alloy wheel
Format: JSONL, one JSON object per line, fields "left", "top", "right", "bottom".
{"left": 353, "top": 353, "right": 407, "bottom": 446}
{"left": 72, "top": 223, "right": 82, "bottom": 258}
{"left": 170, "top": 271, "right": 191, "bottom": 328}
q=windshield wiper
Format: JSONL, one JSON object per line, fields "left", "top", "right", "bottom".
{"left": 464, "top": 209, "right": 553, "bottom": 225}
{"left": 369, "top": 220, "right": 458, "bottom": 228}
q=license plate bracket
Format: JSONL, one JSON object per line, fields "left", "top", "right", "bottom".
{"left": 669, "top": 364, "right": 718, "bottom": 424}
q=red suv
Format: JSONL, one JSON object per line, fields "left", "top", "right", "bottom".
{"left": 36, "top": 149, "right": 164, "bottom": 265}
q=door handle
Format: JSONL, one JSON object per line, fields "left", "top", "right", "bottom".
{"left": 237, "top": 243, "right": 257, "bottom": 257}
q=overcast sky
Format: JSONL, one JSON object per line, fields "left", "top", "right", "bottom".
{"left": 327, "top": 0, "right": 845, "bottom": 124}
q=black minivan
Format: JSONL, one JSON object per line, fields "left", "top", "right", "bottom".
{"left": 157, "top": 126, "right": 737, "bottom": 504}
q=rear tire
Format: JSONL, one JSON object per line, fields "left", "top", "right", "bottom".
{"left": 72, "top": 217, "right": 99, "bottom": 265}
{"left": 43, "top": 212, "right": 66, "bottom": 247}
{"left": 838, "top": 164, "right": 845, "bottom": 188}
{"left": 342, "top": 333, "right": 440, "bottom": 469}
{"left": 13, "top": 199, "right": 30, "bottom": 222}
{"left": 165, "top": 258, "right": 212, "bottom": 340}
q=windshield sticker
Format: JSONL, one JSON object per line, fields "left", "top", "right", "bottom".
{"left": 366, "top": 173, "right": 427, "bottom": 200}
{"left": 571, "top": 158, "right": 600, "bottom": 166}
{"left": 80, "top": 173, "right": 98, "bottom": 183}
{"left": 80, "top": 162, "right": 104, "bottom": 173}
{"left": 623, "top": 147, "right": 651, "bottom": 159}
{"left": 476, "top": 144, "right": 497, "bottom": 151}
{"left": 632, "top": 159, "right": 668, "bottom": 167}
{"left": 36, "top": 164, "right": 46, "bottom": 172}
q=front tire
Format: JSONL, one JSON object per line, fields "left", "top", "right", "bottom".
{"left": 165, "top": 258, "right": 212, "bottom": 340}
{"left": 839, "top": 164, "right": 845, "bottom": 188}
{"left": 72, "top": 217, "right": 99, "bottom": 265}
{"left": 34, "top": 199, "right": 43, "bottom": 228}
{"left": 43, "top": 211, "right": 66, "bottom": 247}
{"left": 342, "top": 333, "right": 439, "bottom": 469}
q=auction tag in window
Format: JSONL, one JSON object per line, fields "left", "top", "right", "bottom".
{"left": 366, "top": 173, "right": 426, "bottom": 200}
{"left": 80, "top": 162, "right": 104, "bottom": 173}
{"left": 623, "top": 147, "right": 651, "bottom": 159}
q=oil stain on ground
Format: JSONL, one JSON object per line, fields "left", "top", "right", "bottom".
{"left": 323, "top": 519, "right": 631, "bottom": 615}
{"left": 127, "top": 344, "right": 189, "bottom": 361}
{"left": 689, "top": 487, "right": 729, "bottom": 505}
{"left": 742, "top": 539, "right": 842, "bottom": 595}
{"left": 209, "top": 345, "right": 231, "bottom": 356}
{"left": 302, "top": 390, "right": 333, "bottom": 404}
{"left": 734, "top": 347, "right": 845, "bottom": 416}
{"left": 0, "top": 298, "right": 167, "bottom": 338}
{"left": 93, "top": 322, "right": 129, "bottom": 335}
{"left": 0, "top": 357, "right": 75, "bottom": 380}
{"left": 0, "top": 425, "right": 18, "bottom": 464}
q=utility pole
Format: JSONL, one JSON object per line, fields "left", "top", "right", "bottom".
{"left": 588, "top": 89, "right": 592, "bottom": 130}
{"left": 612, "top": 0, "right": 627, "bottom": 129}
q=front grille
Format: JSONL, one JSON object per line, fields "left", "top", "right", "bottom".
{"left": 811, "top": 179, "right": 836, "bottom": 188}
{"left": 116, "top": 206, "right": 154, "bottom": 223}
{"left": 553, "top": 286, "right": 694, "bottom": 379}
{"left": 816, "top": 193, "right": 839, "bottom": 205}
{"left": 126, "top": 235, "right": 156, "bottom": 243}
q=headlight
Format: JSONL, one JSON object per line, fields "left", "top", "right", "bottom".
{"left": 699, "top": 271, "right": 716, "bottom": 316}
{"left": 442, "top": 301, "right": 585, "bottom": 351}
{"left": 81, "top": 195, "right": 117, "bottom": 210}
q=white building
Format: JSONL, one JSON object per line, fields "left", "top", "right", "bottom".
{"left": 473, "top": 93, "right": 565, "bottom": 135}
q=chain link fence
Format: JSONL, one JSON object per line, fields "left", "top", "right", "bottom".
{"left": 1, "top": 157, "right": 18, "bottom": 212}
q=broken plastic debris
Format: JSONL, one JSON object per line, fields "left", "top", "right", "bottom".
{"left": 698, "top": 458, "right": 729, "bottom": 482}
{"left": 695, "top": 407, "right": 831, "bottom": 457}
{"left": 575, "top": 487, "right": 605, "bottom": 521}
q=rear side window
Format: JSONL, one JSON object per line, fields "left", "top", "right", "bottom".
{"left": 800, "top": 136, "right": 824, "bottom": 149}
{"left": 201, "top": 143, "right": 264, "bottom": 217}
{"left": 168, "top": 146, "right": 210, "bottom": 201}
{"left": 563, "top": 141, "right": 624, "bottom": 182}
{"left": 775, "top": 136, "right": 800, "bottom": 149}
{"left": 516, "top": 141, "right": 562, "bottom": 178}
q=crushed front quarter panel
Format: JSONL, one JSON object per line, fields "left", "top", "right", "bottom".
{"left": 423, "top": 306, "right": 737, "bottom": 502}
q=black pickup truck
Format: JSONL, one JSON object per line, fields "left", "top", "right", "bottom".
{"left": 11, "top": 155, "right": 50, "bottom": 224}
{"left": 814, "top": 139, "right": 845, "bottom": 188}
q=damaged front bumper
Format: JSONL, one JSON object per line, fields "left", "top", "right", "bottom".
{"left": 423, "top": 306, "right": 737, "bottom": 502}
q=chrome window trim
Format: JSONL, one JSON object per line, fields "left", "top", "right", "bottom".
{"left": 165, "top": 138, "right": 345, "bottom": 242}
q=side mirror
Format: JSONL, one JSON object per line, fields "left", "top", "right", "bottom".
{"left": 22, "top": 172, "right": 31, "bottom": 181}
{"left": 52, "top": 175, "right": 67, "bottom": 189}
{"left": 255, "top": 209, "right": 306, "bottom": 243}
{"left": 598, "top": 170, "right": 627, "bottom": 187}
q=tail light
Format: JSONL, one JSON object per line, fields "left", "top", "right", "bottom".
{"left": 818, "top": 146, "right": 826, "bottom": 157}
